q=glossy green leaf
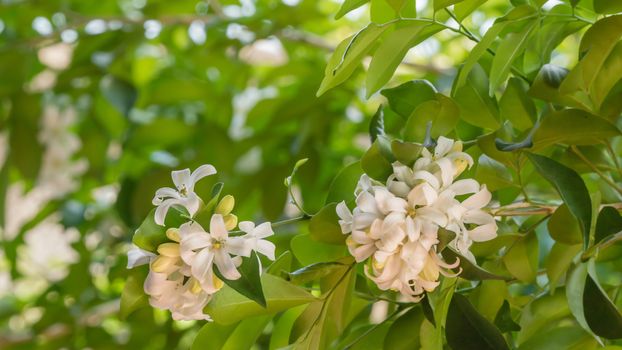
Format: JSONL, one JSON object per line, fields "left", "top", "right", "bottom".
{"left": 132, "top": 207, "right": 187, "bottom": 252}
{"left": 214, "top": 251, "right": 266, "bottom": 308}
{"left": 369, "top": 106, "right": 385, "bottom": 142}
{"left": 119, "top": 267, "right": 148, "bottom": 320}
{"left": 391, "top": 139, "right": 424, "bottom": 166}
{"left": 545, "top": 242, "right": 581, "bottom": 290}
{"left": 287, "top": 261, "right": 346, "bottom": 285}
{"left": 499, "top": 78, "right": 536, "bottom": 131}
{"left": 361, "top": 139, "right": 393, "bottom": 181}
{"left": 367, "top": 21, "right": 443, "bottom": 96}
{"left": 404, "top": 93, "right": 460, "bottom": 142}
{"left": 381, "top": 79, "right": 437, "bottom": 118}
{"left": 446, "top": 293, "right": 510, "bottom": 350}
{"left": 533, "top": 109, "right": 621, "bottom": 150}
{"left": 503, "top": 233, "right": 539, "bottom": 282}
{"left": 547, "top": 204, "right": 583, "bottom": 245}
{"left": 583, "top": 272, "right": 622, "bottom": 339}
{"left": 443, "top": 248, "right": 511, "bottom": 281}
{"left": 290, "top": 234, "right": 346, "bottom": 265}
{"left": 221, "top": 315, "right": 272, "bottom": 350}
{"left": 454, "top": 0, "right": 487, "bottom": 21}
{"left": 594, "top": 0, "right": 622, "bottom": 14}
{"left": 595, "top": 206, "right": 622, "bottom": 244}
{"left": 191, "top": 322, "right": 237, "bottom": 350}
{"left": 269, "top": 305, "right": 306, "bottom": 350}
{"left": 335, "top": 0, "right": 371, "bottom": 19}
{"left": 309, "top": 203, "right": 346, "bottom": 244}
{"left": 453, "top": 64, "right": 500, "bottom": 129}
{"left": 475, "top": 155, "right": 514, "bottom": 191}
{"left": 317, "top": 23, "right": 390, "bottom": 96}
{"left": 494, "top": 300, "right": 521, "bottom": 333}
{"left": 384, "top": 307, "right": 424, "bottom": 350}
{"left": 205, "top": 273, "right": 316, "bottom": 324}
{"left": 527, "top": 153, "right": 592, "bottom": 249}
{"left": 489, "top": 19, "right": 537, "bottom": 94}
{"left": 434, "top": 0, "right": 464, "bottom": 11}
{"left": 326, "top": 162, "right": 364, "bottom": 205}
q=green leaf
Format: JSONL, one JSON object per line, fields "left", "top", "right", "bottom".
{"left": 545, "top": 242, "right": 581, "bottom": 290}
{"left": 214, "top": 251, "right": 266, "bottom": 308}
{"left": 502, "top": 232, "right": 539, "bottom": 282}
{"left": 533, "top": 109, "right": 621, "bottom": 150}
{"left": 442, "top": 248, "right": 511, "bottom": 281}
{"left": 528, "top": 64, "right": 572, "bottom": 104}
{"left": 288, "top": 262, "right": 347, "bottom": 285}
{"left": 361, "top": 140, "right": 393, "bottom": 181}
{"left": 335, "top": 0, "right": 371, "bottom": 19}
{"left": 475, "top": 155, "right": 514, "bottom": 191}
{"left": 433, "top": 0, "right": 465, "bottom": 11}
{"left": 594, "top": 0, "right": 622, "bottom": 14}
{"left": 560, "top": 15, "right": 622, "bottom": 99}
{"left": 269, "top": 305, "right": 306, "bottom": 350}
{"left": 267, "top": 251, "right": 293, "bottom": 277}
{"left": 191, "top": 322, "right": 237, "bottom": 350}
{"left": 454, "top": 0, "right": 487, "bottom": 21}
{"left": 592, "top": 41, "right": 622, "bottom": 111}
{"left": 547, "top": 204, "right": 583, "bottom": 245}
{"left": 221, "top": 315, "right": 272, "bottom": 350}
{"left": 194, "top": 182, "right": 224, "bottom": 227}
{"left": 595, "top": 206, "right": 622, "bottom": 245}
{"left": 369, "top": 106, "right": 385, "bottom": 142}
{"left": 583, "top": 271, "right": 622, "bottom": 339}
{"left": 291, "top": 234, "right": 346, "bottom": 265}
{"left": 205, "top": 273, "right": 316, "bottom": 324}
{"left": 366, "top": 21, "right": 443, "bottom": 96}
{"left": 456, "top": 4, "right": 537, "bottom": 88}
{"left": 100, "top": 75, "right": 137, "bottom": 116}
{"left": 384, "top": 307, "right": 424, "bottom": 350}
{"left": 326, "top": 162, "right": 364, "bottom": 205}
{"left": 446, "top": 293, "right": 510, "bottom": 350}
{"left": 391, "top": 139, "right": 424, "bottom": 166}
{"left": 404, "top": 93, "right": 460, "bottom": 142}
{"left": 477, "top": 280, "right": 507, "bottom": 321}
{"left": 119, "top": 267, "right": 148, "bottom": 320}
{"left": 527, "top": 153, "right": 592, "bottom": 249}
{"left": 381, "top": 79, "right": 437, "bottom": 118}
{"left": 309, "top": 203, "right": 346, "bottom": 244}
{"left": 317, "top": 23, "right": 390, "bottom": 96}
{"left": 517, "top": 326, "right": 598, "bottom": 350}
{"left": 132, "top": 208, "right": 187, "bottom": 252}
{"left": 494, "top": 300, "right": 521, "bottom": 333}
{"left": 489, "top": 19, "right": 537, "bottom": 94}
{"left": 566, "top": 263, "right": 596, "bottom": 339}
{"left": 499, "top": 77, "right": 536, "bottom": 131}
{"left": 453, "top": 64, "right": 500, "bottom": 129}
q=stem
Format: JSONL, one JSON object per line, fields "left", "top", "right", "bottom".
{"left": 271, "top": 215, "right": 311, "bottom": 228}
{"left": 605, "top": 141, "right": 622, "bottom": 177}
{"left": 571, "top": 145, "right": 622, "bottom": 196}
{"left": 581, "top": 230, "right": 622, "bottom": 261}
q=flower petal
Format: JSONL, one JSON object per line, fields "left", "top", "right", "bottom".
{"left": 127, "top": 245, "right": 156, "bottom": 268}
{"left": 214, "top": 250, "right": 241, "bottom": 280}
{"left": 449, "top": 179, "right": 480, "bottom": 196}
{"left": 154, "top": 198, "right": 179, "bottom": 226}
{"left": 468, "top": 223, "right": 497, "bottom": 242}
{"left": 152, "top": 187, "right": 179, "bottom": 204}
{"left": 238, "top": 221, "right": 255, "bottom": 233}
{"left": 171, "top": 169, "right": 192, "bottom": 190}
{"left": 209, "top": 214, "right": 229, "bottom": 240}
{"left": 462, "top": 186, "right": 492, "bottom": 210}
{"left": 189, "top": 164, "right": 217, "bottom": 189}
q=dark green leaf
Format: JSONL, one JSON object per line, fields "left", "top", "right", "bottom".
{"left": 547, "top": 204, "right": 583, "bottom": 245}
{"left": 442, "top": 248, "right": 510, "bottom": 281}
{"left": 369, "top": 106, "right": 385, "bottom": 142}
{"left": 384, "top": 307, "right": 424, "bottom": 350}
{"left": 381, "top": 80, "right": 437, "bottom": 118}
{"left": 119, "top": 267, "right": 148, "bottom": 320}
{"left": 288, "top": 262, "right": 346, "bottom": 285}
{"left": 594, "top": 0, "right": 622, "bottom": 14}
{"left": 214, "top": 251, "right": 266, "bottom": 308}
{"left": 527, "top": 153, "right": 592, "bottom": 249}
{"left": 453, "top": 64, "right": 500, "bottom": 129}
{"left": 494, "top": 300, "right": 521, "bottom": 332}
{"left": 594, "top": 206, "right": 622, "bottom": 244}
{"left": 446, "top": 293, "right": 509, "bottom": 350}
{"left": 583, "top": 272, "right": 622, "bottom": 339}
{"left": 404, "top": 93, "right": 460, "bottom": 142}
{"left": 326, "top": 162, "right": 364, "bottom": 205}
{"left": 391, "top": 139, "right": 424, "bottom": 166}
{"left": 361, "top": 140, "right": 393, "bottom": 181}
{"left": 132, "top": 207, "right": 187, "bottom": 252}
{"left": 100, "top": 75, "right": 137, "bottom": 116}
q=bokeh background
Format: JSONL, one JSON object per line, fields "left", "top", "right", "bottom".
{"left": 0, "top": 0, "right": 580, "bottom": 348}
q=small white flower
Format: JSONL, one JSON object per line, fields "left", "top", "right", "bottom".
{"left": 180, "top": 215, "right": 249, "bottom": 293}
{"left": 144, "top": 270, "right": 212, "bottom": 321}
{"left": 127, "top": 244, "right": 156, "bottom": 268}
{"left": 152, "top": 164, "right": 217, "bottom": 226}
{"left": 238, "top": 221, "right": 276, "bottom": 260}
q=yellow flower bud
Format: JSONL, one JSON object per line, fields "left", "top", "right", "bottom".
{"left": 151, "top": 256, "right": 176, "bottom": 273}
{"left": 453, "top": 158, "right": 469, "bottom": 176}
{"left": 213, "top": 275, "right": 224, "bottom": 290}
{"left": 420, "top": 255, "right": 440, "bottom": 282}
{"left": 166, "top": 228, "right": 180, "bottom": 242}
{"left": 451, "top": 140, "right": 463, "bottom": 153}
{"left": 157, "top": 242, "right": 180, "bottom": 257}
{"left": 215, "top": 195, "right": 235, "bottom": 215}
{"left": 223, "top": 214, "right": 238, "bottom": 231}
{"left": 190, "top": 278, "right": 203, "bottom": 294}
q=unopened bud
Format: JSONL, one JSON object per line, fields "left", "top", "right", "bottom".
{"left": 223, "top": 214, "right": 238, "bottom": 231}
{"left": 166, "top": 228, "right": 180, "bottom": 242}
{"left": 215, "top": 195, "right": 235, "bottom": 215}
{"left": 157, "top": 242, "right": 180, "bottom": 257}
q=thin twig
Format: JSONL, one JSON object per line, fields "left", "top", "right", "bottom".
{"left": 572, "top": 145, "right": 622, "bottom": 196}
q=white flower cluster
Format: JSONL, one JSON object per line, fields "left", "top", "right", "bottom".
{"left": 336, "top": 137, "right": 497, "bottom": 301}
{"left": 127, "top": 165, "right": 276, "bottom": 321}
